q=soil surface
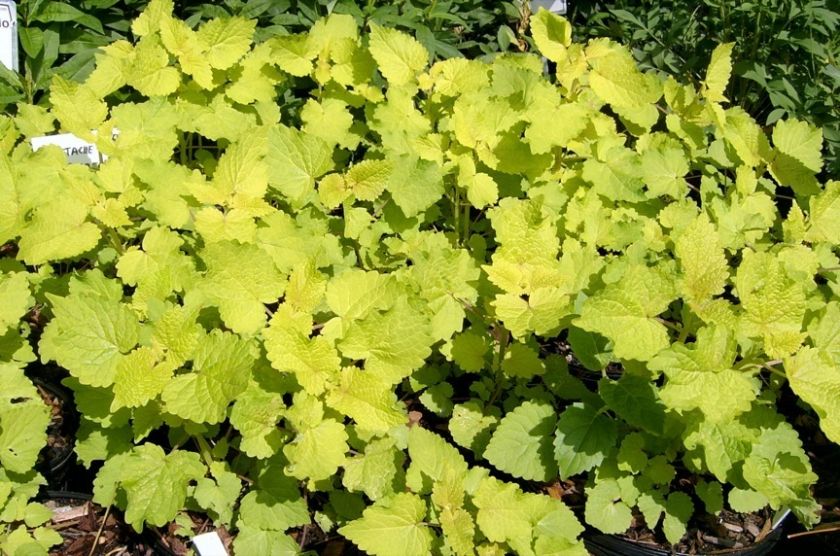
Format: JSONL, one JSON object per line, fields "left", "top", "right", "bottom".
{"left": 44, "top": 493, "right": 153, "bottom": 556}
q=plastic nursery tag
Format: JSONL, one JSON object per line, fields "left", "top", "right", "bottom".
{"left": 30, "top": 133, "right": 104, "bottom": 165}
{"left": 531, "top": 0, "right": 568, "bottom": 14}
{"left": 0, "top": 0, "right": 18, "bottom": 72}
{"left": 30, "top": 129, "right": 119, "bottom": 165}
{"left": 192, "top": 531, "right": 229, "bottom": 556}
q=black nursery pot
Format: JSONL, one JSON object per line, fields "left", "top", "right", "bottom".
{"left": 32, "top": 378, "right": 78, "bottom": 480}
{"left": 584, "top": 511, "right": 789, "bottom": 556}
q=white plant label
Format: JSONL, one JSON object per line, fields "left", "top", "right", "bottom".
{"left": 31, "top": 133, "right": 104, "bottom": 165}
{"left": 0, "top": 0, "right": 18, "bottom": 72}
{"left": 531, "top": 0, "right": 567, "bottom": 14}
{"left": 192, "top": 532, "right": 228, "bottom": 556}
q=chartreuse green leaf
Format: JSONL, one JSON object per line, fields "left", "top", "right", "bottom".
{"left": 484, "top": 401, "right": 558, "bottom": 481}
{"left": 338, "top": 298, "right": 433, "bottom": 383}
{"left": 406, "top": 427, "right": 468, "bottom": 494}
{"left": 0, "top": 156, "right": 22, "bottom": 244}
{"left": 742, "top": 425, "right": 819, "bottom": 525}
{"left": 233, "top": 528, "right": 301, "bottom": 556}
{"left": 195, "top": 241, "right": 285, "bottom": 336}
{"left": 326, "top": 368, "right": 406, "bottom": 433}
{"left": 237, "top": 462, "right": 310, "bottom": 533}
{"left": 387, "top": 156, "right": 445, "bottom": 218}
{"left": 161, "top": 330, "right": 254, "bottom": 424}
{"left": 729, "top": 488, "right": 770, "bottom": 514}
{"left": 432, "top": 471, "right": 475, "bottom": 556}
{"left": 662, "top": 492, "right": 693, "bottom": 545}
{"left": 0, "top": 363, "right": 50, "bottom": 474}
{"left": 649, "top": 326, "right": 758, "bottom": 422}
{"left": 599, "top": 375, "right": 667, "bottom": 435}
{"left": 39, "top": 288, "right": 140, "bottom": 388}
{"left": 117, "top": 227, "right": 197, "bottom": 309}
{"left": 575, "top": 263, "right": 676, "bottom": 361}
{"left": 695, "top": 480, "right": 724, "bottom": 515}
{"left": 148, "top": 304, "right": 202, "bottom": 367}
{"left": 264, "top": 304, "right": 341, "bottom": 396}
{"left": 339, "top": 493, "right": 435, "bottom": 556}
{"left": 302, "top": 98, "right": 357, "bottom": 150}
{"left": 553, "top": 403, "right": 618, "bottom": 479}
{"left": 326, "top": 269, "right": 397, "bottom": 323}
{"left": 449, "top": 401, "right": 499, "bottom": 456}
{"left": 641, "top": 143, "right": 690, "bottom": 198}
{"left": 368, "top": 24, "right": 429, "bottom": 86}
{"left": 230, "top": 379, "right": 286, "bottom": 459}
{"left": 283, "top": 413, "right": 348, "bottom": 483}
{"left": 805, "top": 181, "right": 840, "bottom": 243}
{"left": 93, "top": 444, "right": 205, "bottom": 531}
{"left": 4, "top": 3, "right": 838, "bottom": 551}
{"left": 451, "top": 331, "right": 490, "bottom": 373}
{"left": 586, "top": 41, "right": 661, "bottom": 129}
{"left": 702, "top": 43, "right": 734, "bottom": 103}
{"left": 770, "top": 118, "right": 823, "bottom": 190}
{"left": 530, "top": 9, "right": 572, "bottom": 63}
{"left": 674, "top": 213, "right": 729, "bottom": 318}
{"left": 682, "top": 415, "right": 755, "bottom": 481}
{"left": 193, "top": 461, "right": 242, "bottom": 525}
{"left": 785, "top": 347, "right": 840, "bottom": 444}
{"left": 1, "top": 524, "right": 62, "bottom": 556}
{"left": 125, "top": 36, "right": 181, "bottom": 97}
{"left": 473, "top": 475, "right": 585, "bottom": 554}
{"left": 584, "top": 479, "right": 633, "bottom": 534}
{"left": 17, "top": 196, "right": 101, "bottom": 266}
{"left": 197, "top": 17, "right": 255, "bottom": 70}
{"left": 501, "top": 342, "right": 545, "bottom": 379}
{"left": 50, "top": 76, "right": 108, "bottom": 137}
{"left": 343, "top": 436, "right": 403, "bottom": 503}
{"left": 267, "top": 125, "right": 333, "bottom": 206}
{"left": 735, "top": 250, "right": 806, "bottom": 358}
{"left": 0, "top": 273, "right": 31, "bottom": 333}
{"left": 111, "top": 347, "right": 176, "bottom": 410}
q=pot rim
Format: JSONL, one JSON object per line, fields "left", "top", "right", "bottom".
{"left": 584, "top": 507, "right": 790, "bottom": 556}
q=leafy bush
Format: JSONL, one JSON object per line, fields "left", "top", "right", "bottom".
{"left": 1, "top": 1, "right": 838, "bottom": 553}
{"left": 0, "top": 0, "right": 524, "bottom": 106}
{"left": 567, "top": 0, "right": 840, "bottom": 176}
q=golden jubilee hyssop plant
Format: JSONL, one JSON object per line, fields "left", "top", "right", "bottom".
{"left": 0, "top": 0, "right": 837, "bottom": 553}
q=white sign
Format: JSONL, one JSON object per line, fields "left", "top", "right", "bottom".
{"left": 192, "top": 532, "right": 228, "bottom": 556}
{"left": 532, "top": 0, "right": 567, "bottom": 14}
{"left": 31, "top": 133, "right": 104, "bottom": 165}
{"left": 0, "top": 0, "right": 18, "bottom": 72}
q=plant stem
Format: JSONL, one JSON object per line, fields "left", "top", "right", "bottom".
{"left": 193, "top": 435, "right": 215, "bottom": 468}
{"left": 762, "top": 364, "right": 787, "bottom": 380}
{"left": 488, "top": 325, "right": 510, "bottom": 405}
{"left": 106, "top": 228, "right": 125, "bottom": 255}
{"left": 462, "top": 200, "right": 470, "bottom": 244}
{"left": 88, "top": 505, "right": 112, "bottom": 556}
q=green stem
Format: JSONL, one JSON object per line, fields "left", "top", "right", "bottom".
{"left": 488, "top": 326, "right": 510, "bottom": 405}
{"left": 193, "top": 435, "right": 215, "bottom": 468}
{"left": 461, "top": 200, "right": 470, "bottom": 244}
{"left": 106, "top": 228, "right": 125, "bottom": 255}
{"left": 763, "top": 364, "right": 787, "bottom": 381}
{"left": 453, "top": 185, "right": 461, "bottom": 243}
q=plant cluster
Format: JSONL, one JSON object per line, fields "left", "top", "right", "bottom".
{"left": 567, "top": 0, "right": 840, "bottom": 176}
{"left": 0, "top": 0, "right": 525, "bottom": 107}
{"left": 0, "top": 1, "right": 838, "bottom": 554}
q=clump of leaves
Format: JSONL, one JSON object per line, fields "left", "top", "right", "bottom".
{"left": 567, "top": 0, "right": 840, "bottom": 176}
{"left": 0, "top": 1, "right": 838, "bottom": 554}
{"left": 0, "top": 274, "right": 62, "bottom": 554}
{"left": 0, "top": 0, "right": 527, "bottom": 107}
